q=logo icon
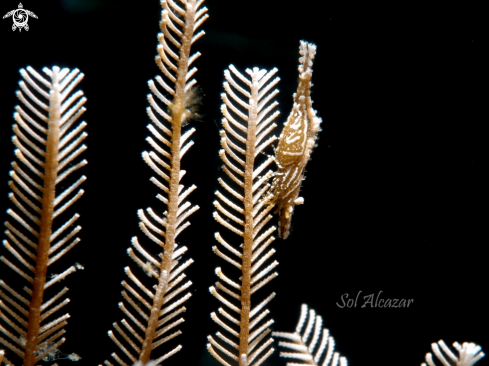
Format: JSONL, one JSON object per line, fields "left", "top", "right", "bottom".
{"left": 3, "top": 3, "right": 37, "bottom": 31}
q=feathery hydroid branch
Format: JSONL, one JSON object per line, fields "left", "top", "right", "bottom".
{"left": 265, "top": 41, "right": 321, "bottom": 239}
{"left": 421, "top": 340, "right": 484, "bottom": 366}
{"left": 208, "top": 65, "right": 280, "bottom": 366}
{"left": 104, "top": 0, "right": 207, "bottom": 364}
{"left": 273, "top": 304, "right": 347, "bottom": 366}
{"left": 0, "top": 66, "right": 86, "bottom": 366}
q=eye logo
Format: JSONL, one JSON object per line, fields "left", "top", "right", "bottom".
{"left": 3, "top": 3, "right": 38, "bottom": 32}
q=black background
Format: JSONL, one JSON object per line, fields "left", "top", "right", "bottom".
{"left": 0, "top": 0, "right": 487, "bottom": 365}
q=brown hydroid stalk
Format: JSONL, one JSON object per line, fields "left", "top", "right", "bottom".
{"left": 139, "top": 0, "right": 195, "bottom": 365}
{"left": 23, "top": 68, "right": 61, "bottom": 366}
{"left": 238, "top": 72, "right": 259, "bottom": 363}
{"left": 208, "top": 66, "right": 280, "bottom": 366}
{"left": 106, "top": 0, "right": 207, "bottom": 364}
{"left": 1, "top": 66, "right": 86, "bottom": 365}
{"left": 138, "top": 2, "right": 196, "bottom": 363}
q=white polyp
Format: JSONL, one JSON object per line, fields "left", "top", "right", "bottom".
{"left": 240, "top": 354, "right": 247, "bottom": 366}
{"left": 294, "top": 197, "right": 304, "bottom": 205}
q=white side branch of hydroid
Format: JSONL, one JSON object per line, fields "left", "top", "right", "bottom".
{"left": 208, "top": 65, "right": 280, "bottom": 366}
{"left": 0, "top": 66, "right": 86, "bottom": 366}
{"left": 105, "top": 0, "right": 207, "bottom": 365}
{"left": 265, "top": 41, "right": 321, "bottom": 239}
{"left": 421, "top": 340, "right": 484, "bottom": 366}
{"left": 273, "top": 304, "right": 347, "bottom": 366}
